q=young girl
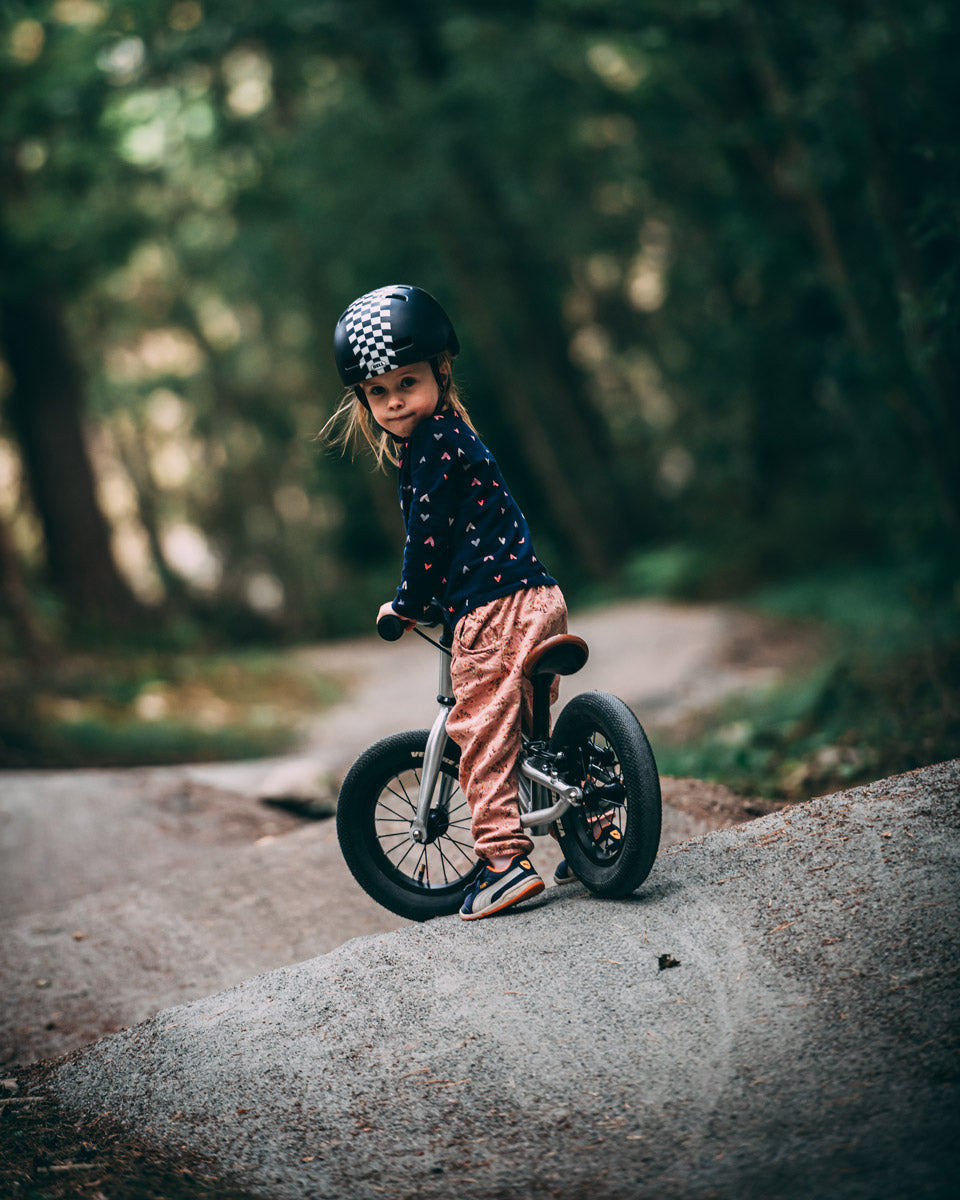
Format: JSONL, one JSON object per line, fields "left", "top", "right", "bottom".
{"left": 327, "top": 283, "right": 568, "bottom": 920}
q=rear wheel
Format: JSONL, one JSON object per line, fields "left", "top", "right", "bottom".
{"left": 551, "top": 691, "right": 661, "bottom": 898}
{"left": 336, "top": 729, "right": 480, "bottom": 921}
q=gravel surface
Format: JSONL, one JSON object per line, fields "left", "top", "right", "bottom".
{"left": 40, "top": 759, "right": 960, "bottom": 1200}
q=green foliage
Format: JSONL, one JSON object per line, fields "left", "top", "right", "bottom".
{"left": 655, "top": 639, "right": 960, "bottom": 802}
{"left": 0, "top": 648, "right": 342, "bottom": 768}
{"left": 0, "top": 0, "right": 958, "bottom": 651}
{"left": 622, "top": 543, "right": 711, "bottom": 598}
{"left": 652, "top": 567, "right": 960, "bottom": 800}
{"left": 750, "top": 562, "right": 959, "bottom": 650}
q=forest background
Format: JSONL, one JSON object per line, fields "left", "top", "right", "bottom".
{"left": 1, "top": 0, "right": 957, "bottom": 798}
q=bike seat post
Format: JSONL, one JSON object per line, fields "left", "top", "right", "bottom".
{"left": 530, "top": 675, "right": 554, "bottom": 742}
{"left": 522, "top": 634, "right": 589, "bottom": 743}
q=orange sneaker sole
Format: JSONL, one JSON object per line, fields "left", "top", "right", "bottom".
{"left": 460, "top": 877, "right": 545, "bottom": 921}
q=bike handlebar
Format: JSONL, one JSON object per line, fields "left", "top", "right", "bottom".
{"left": 377, "top": 613, "right": 410, "bottom": 641}
{"left": 377, "top": 603, "right": 444, "bottom": 641}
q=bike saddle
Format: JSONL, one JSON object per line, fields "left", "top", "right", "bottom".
{"left": 523, "top": 634, "right": 589, "bottom": 679}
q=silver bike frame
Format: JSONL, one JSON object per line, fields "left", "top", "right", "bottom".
{"left": 407, "top": 637, "right": 581, "bottom": 845}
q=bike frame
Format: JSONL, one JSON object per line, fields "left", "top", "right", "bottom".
{"left": 407, "top": 630, "right": 582, "bottom": 845}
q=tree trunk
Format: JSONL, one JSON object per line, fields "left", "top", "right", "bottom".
{"left": 0, "top": 509, "right": 51, "bottom": 661}
{"left": 1, "top": 292, "right": 145, "bottom": 627}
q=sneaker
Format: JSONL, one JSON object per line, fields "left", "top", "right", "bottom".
{"left": 553, "top": 858, "right": 578, "bottom": 886}
{"left": 460, "top": 854, "right": 545, "bottom": 921}
{"left": 552, "top": 819, "right": 622, "bottom": 887}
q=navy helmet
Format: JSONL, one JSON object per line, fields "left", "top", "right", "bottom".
{"left": 334, "top": 285, "right": 459, "bottom": 392}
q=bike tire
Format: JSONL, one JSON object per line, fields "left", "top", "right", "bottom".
{"left": 551, "top": 691, "right": 661, "bottom": 898}
{"left": 336, "top": 729, "right": 480, "bottom": 921}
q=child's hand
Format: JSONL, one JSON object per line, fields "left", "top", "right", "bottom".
{"left": 376, "top": 601, "right": 415, "bottom": 638}
{"left": 377, "top": 600, "right": 401, "bottom": 625}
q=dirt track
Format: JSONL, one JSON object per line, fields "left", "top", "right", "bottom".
{"left": 1, "top": 600, "right": 818, "bottom": 1067}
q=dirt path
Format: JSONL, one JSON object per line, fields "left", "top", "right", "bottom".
{"left": 0, "top": 599, "right": 819, "bottom": 1067}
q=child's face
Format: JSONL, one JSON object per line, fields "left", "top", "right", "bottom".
{"left": 361, "top": 360, "right": 444, "bottom": 439}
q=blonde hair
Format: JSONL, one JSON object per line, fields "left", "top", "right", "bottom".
{"left": 319, "top": 353, "right": 476, "bottom": 469}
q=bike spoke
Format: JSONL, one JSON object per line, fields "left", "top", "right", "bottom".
{"left": 381, "top": 792, "right": 415, "bottom": 820}
{"left": 433, "top": 845, "right": 452, "bottom": 885}
{"left": 436, "top": 840, "right": 469, "bottom": 878}
{"left": 376, "top": 811, "right": 416, "bottom": 824}
{"left": 376, "top": 830, "right": 411, "bottom": 849}
{"left": 443, "top": 833, "right": 475, "bottom": 857}
{"left": 391, "top": 839, "right": 421, "bottom": 873}
{"left": 376, "top": 825, "right": 410, "bottom": 844}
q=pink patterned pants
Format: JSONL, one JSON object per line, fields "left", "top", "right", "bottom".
{"left": 445, "top": 585, "right": 567, "bottom": 861}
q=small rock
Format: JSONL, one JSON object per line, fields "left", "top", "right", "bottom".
{"left": 258, "top": 760, "right": 338, "bottom": 817}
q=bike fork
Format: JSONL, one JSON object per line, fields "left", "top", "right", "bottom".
{"left": 410, "top": 705, "right": 454, "bottom": 843}
{"left": 410, "top": 641, "right": 457, "bottom": 845}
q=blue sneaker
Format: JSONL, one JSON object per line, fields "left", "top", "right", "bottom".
{"left": 553, "top": 821, "right": 622, "bottom": 886}
{"left": 460, "top": 854, "right": 545, "bottom": 921}
{"left": 553, "top": 858, "right": 578, "bottom": 885}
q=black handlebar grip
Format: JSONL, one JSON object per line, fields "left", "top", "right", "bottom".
{"left": 377, "top": 613, "right": 407, "bottom": 641}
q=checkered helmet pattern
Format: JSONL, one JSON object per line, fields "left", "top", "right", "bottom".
{"left": 334, "top": 284, "right": 459, "bottom": 388}
{"left": 342, "top": 288, "right": 397, "bottom": 380}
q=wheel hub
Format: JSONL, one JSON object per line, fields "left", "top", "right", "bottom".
{"left": 415, "top": 805, "right": 449, "bottom": 845}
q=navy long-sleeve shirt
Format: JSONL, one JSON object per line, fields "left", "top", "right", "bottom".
{"left": 392, "top": 408, "right": 557, "bottom": 628}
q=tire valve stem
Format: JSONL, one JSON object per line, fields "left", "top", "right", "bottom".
{"left": 417, "top": 864, "right": 427, "bottom": 884}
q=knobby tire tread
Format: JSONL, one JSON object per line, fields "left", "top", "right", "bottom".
{"left": 552, "top": 690, "right": 661, "bottom": 898}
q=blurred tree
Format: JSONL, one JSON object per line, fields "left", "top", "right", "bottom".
{"left": 0, "top": 506, "right": 48, "bottom": 659}
{"left": 0, "top": 0, "right": 956, "bottom": 651}
{"left": 0, "top": 9, "right": 148, "bottom": 628}
{"left": 0, "top": 290, "right": 145, "bottom": 624}
{"left": 562, "top": 0, "right": 959, "bottom": 582}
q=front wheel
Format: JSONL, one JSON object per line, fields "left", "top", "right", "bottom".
{"left": 551, "top": 691, "right": 661, "bottom": 898}
{"left": 336, "top": 729, "right": 480, "bottom": 921}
